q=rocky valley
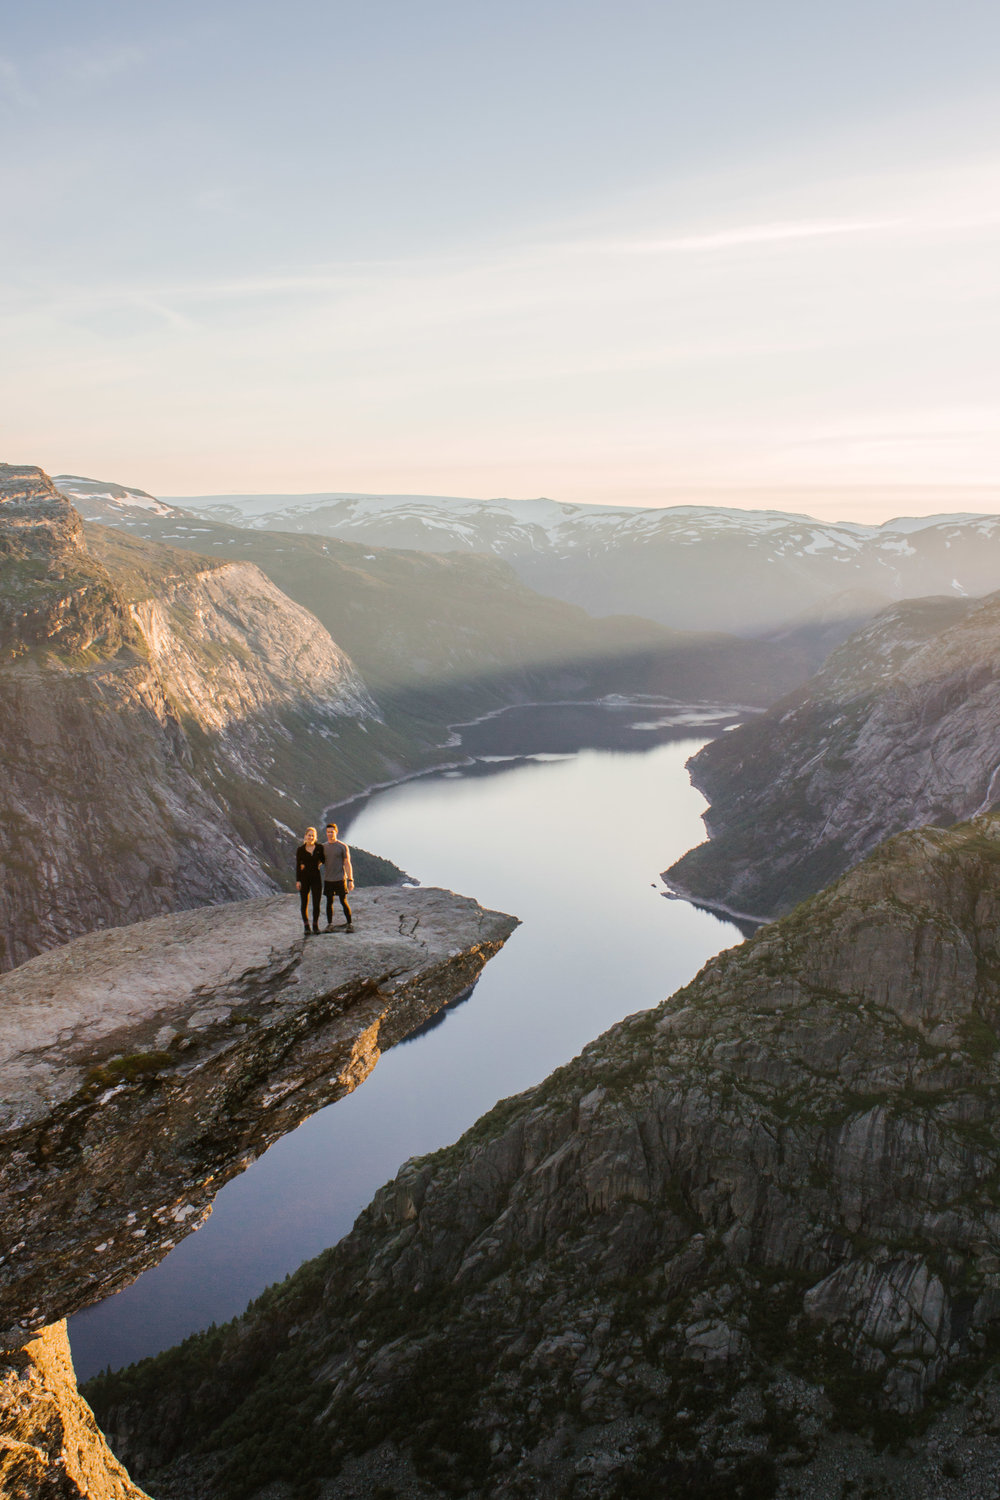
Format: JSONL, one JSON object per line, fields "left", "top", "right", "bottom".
{"left": 7, "top": 463, "right": 1000, "bottom": 1500}
{"left": 86, "top": 812, "right": 1000, "bottom": 1499}
{"left": 0, "top": 463, "right": 820, "bottom": 973}
{"left": 0, "top": 886, "right": 516, "bottom": 1496}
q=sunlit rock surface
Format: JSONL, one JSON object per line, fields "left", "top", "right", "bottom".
{"left": 91, "top": 815, "right": 1000, "bottom": 1497}
{"left": 0, "top": 1322, "right": 150, "bottom": 1500}
{"left": 0, "top": 464, "right": 407, "bottom": 973}
{"left": 0, "top": 888, "right": 517, "bottom": 1341}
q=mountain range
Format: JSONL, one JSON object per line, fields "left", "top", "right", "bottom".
{"left": 82, "top": 480, "right": 1000, "bottom": 640}
{"left": 53, "top": 473, "right": 813, "bottom": 715}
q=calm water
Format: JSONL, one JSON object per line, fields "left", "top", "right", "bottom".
{"left": 70, "top": 704, "right": 743, "bottom": 1379}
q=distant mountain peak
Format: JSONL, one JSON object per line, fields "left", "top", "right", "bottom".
{"left": 53, "top": 473, "right": 176, "bottom": 517}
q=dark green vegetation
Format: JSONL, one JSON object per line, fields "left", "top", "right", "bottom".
{"left": 667, "top": 591, "right": 1000, "bottom": 918}
{"left": 87, "top": 812, "right": 1000, "bottom": 1497}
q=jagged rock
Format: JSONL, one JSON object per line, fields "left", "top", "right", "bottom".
{"left": 0, "top": 464, "right": 131, "bottom": 661}
{"left": 0, "top": 887, "right": 517, "bottom": 1340}
{"left": 666, "top": 590, "right": 1000, "bottom": 917}
{"left": 87, "top": 812, "right": 1000, "bottom": 1497}
{"left": 0, "top": 1321, "right": 149, "bottom": 1499}
{"left": 802, "top": 1257, "right": 950, "bottom": 1411}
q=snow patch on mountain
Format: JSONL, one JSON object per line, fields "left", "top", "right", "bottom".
{"left": 54, "top": 475, "right": 177, "bottom": 517}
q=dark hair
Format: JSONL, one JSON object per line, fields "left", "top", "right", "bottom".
{"left": 326, "top": 822, "right": 338, "bottom": 833}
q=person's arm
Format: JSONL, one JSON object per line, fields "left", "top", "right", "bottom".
{"left": 343, "top": 844, "right": 354, "bottom": 889}
{"left": 295, "top": 847, "right": 302, "bottom": 891}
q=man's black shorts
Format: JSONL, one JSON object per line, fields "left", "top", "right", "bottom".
{"left": 324, "top": 880, "right": 348, "bottom": 896}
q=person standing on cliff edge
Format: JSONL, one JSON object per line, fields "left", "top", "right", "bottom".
{"left": 295, "top": 827, "right": 324, "bottom": 935}
{"left": 323, "top": 821, "right": 354, "bottom": 931}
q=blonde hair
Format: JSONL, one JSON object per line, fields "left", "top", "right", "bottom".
{"left": 304, "top": 826, "right": 317, "bottom": 840}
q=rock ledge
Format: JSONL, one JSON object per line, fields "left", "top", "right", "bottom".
{"left": 0, "top": 888, "right": 517, "bottom": 1339}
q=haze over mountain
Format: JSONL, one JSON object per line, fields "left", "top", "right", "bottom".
{"left": 55, "top": 473, "right": 811, "bottom": 714}
{"left": 77, "top": 481, "right": 1000, "bottom": 639}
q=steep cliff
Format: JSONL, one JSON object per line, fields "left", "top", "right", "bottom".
{"left": 88, "top": 813, "right": 1000, "bottom": 1498}
{"left": 0, "top": 888, "right": 516, "bottom": 1340}
{"left": 0, "top": 468, "right": 405, "bottom": 970}
{"left": 0, "top": 465, "right": 132, "bottom": 661}
{"left": 666, "top": 591, "right": 999, "bottom": 918}
{"left": 0, "top": 887, "right": 515, "bottom": 1495}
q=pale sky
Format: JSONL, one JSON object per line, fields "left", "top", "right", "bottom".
{"left": 2, "top": 0, "right": 999, "bottom": 521}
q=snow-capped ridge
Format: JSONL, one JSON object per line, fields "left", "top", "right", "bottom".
{"left": 54, "top": 474, "right": 177, "bottom": 517}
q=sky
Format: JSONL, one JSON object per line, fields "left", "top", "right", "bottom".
{"left": 2, "top": 0, "right": 999, "bottom": 520}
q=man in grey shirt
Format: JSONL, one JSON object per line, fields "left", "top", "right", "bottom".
{"left": 322, "top": 822, "right": 354, "bottom": 931}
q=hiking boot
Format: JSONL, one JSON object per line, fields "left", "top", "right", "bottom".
{"left": 325, "top": 921, "right": 333, "bottom": 932}
{"left": 303, "top": 925, "right": 311, "bottom": 936}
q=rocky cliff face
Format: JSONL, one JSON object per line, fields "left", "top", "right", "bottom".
{"left": 0, "top": 887, "right": 515, "bottom": 1495}
{"left": 0, "top": 888, "right": 516, "bottom": 1341}
{"left": 0, "top": 465, "right": 131, "bottom": 661}
{"left": 0, "top": 1322, "right": 150, "bottom": 1500}
{"left": 666, "top": 591, "right": 1000, "bottom": 918}
{"left": 88, "top": 813, "right": 1000, "bottom": 1498}
{"left": 0, "top": 467, "right": 405, "bottom": 971}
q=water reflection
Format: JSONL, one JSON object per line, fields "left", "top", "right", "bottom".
{"left": 70, "top": 704, "right": 743, "bottom": 1378}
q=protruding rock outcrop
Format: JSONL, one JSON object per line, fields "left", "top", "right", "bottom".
{"left": 0, "top": 887, "right": 517, "bottom": 1340}
{"left": 90, "top": 814, "right": 1000, "bottom": 1497}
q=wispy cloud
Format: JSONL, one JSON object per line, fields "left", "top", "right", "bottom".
{"left": 601, "top": 218, "right": 903, "bottom": 255}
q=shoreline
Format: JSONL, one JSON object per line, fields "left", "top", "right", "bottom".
{"left": 659, "top": 875, "right": 772, "bottom": 929}
{"left": 324, "top": 693, "right": 755, "bottom": 831}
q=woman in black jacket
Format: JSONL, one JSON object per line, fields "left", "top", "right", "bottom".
{"left": 295, "top": 827, "right": 324, "bottom": 935}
